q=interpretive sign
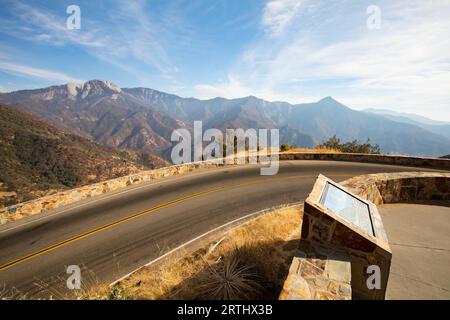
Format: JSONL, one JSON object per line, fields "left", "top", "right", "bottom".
{"left": 302, "top": 174, "right": 392, "bottom": 300}
{"left": 320, "top": 182, "right": 375, "bottom": 236}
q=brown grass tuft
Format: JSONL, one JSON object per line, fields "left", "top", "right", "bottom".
{"left": 287, "top": 147, "right": 341, "bottom": 153}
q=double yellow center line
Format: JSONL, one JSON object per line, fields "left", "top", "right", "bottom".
{"left": 0, "top": 174, "right": 350, "bottom": 271}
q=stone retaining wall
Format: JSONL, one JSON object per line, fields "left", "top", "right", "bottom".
{"left": 1, "top": 153, "right": 449, "bottom": 225}
{"left": 0, "top": 160, "right": 225, "bottom": 225}
{"left": 341, "top": 172, "right": 450, "bottom": 205}
{"left": 279, "top": 152, "right": 450, "bottom": 170}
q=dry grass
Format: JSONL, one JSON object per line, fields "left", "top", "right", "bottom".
{"left": 0, "top": 284, "right": 26, "bottom": 300}
{"left": 286, "top": 147, "right": 341, "bottom": 153}
{"left": 78, "top": 205, "right": 303, "bottom": 300}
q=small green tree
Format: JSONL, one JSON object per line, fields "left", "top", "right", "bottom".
{"left": 280, "top": 144, "right": 291, "bottom": 152}
{"left": 317, "top": 136, "right": 381, "bottom": 154}
{"left": 317, "top": 135, "right": 341, "bottom": 150}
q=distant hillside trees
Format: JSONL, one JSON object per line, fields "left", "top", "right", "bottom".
{"left": 0, "top": 103, "right": 161, "bottom": 208}
{"left": 317, "top": 135, "right": 381, "bottom": 154}
{"left": 280, "top": 144, "right": 291, "bottom": 152}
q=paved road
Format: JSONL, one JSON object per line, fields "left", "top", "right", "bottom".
{"left": 380, "top": 203, "right": 450, "bottom": 300}
{"left": 0, "top": 161, "right": 440, "bottom": 298}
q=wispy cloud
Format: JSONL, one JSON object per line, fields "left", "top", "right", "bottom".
{"left": 0, "top": 0, "right": 184, "bottom": 84}
{"left": 1, "top": 1, "right": 106, "bottom": 48}
{"left": 195, "top": 75, "right": 254, "bottom": 100}
{"left": 0, "top": 60, "right": 82, "bottom": 83}
{"left": 262, "top": 0, "right": 303, "bottom": 36}
{"left": 107, "top": 0, "right": 178, "bottom": 74}
{"left": 196, "top": 0, "right": 450, "bottom": 120}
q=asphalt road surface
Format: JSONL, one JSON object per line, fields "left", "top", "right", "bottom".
{"left": 0, "top": 160, "right": 441, "bottom": 298}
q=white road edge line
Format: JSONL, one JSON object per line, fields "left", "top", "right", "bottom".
{"left": 109, "top": 201, "right": 303, "bottom": 286}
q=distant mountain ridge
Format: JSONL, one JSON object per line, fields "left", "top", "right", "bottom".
{"left": 0, "top": 81, "right": 315, "bottom": 153}
{"left": 122, "top": 88, "right": 450, "bottom": 156}
{"left": 0, "top": 80, "right": 189, "bottom": 155}
{"left": 121, "top": 87, "right": 315, "bottom": 147}
{"left": 364, "top": 108, "right": 450, "bottom": 140}
{"left": 1, "top": 80, "right": 449, "bottom": 157}
{"left": 364, "top": 108, "right": 450, "bottom": 126}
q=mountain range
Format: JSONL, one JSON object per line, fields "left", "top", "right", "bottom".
{"left": 1, "top": 79, "right": 449, "bottom": 158}
{"left": 363, "top": 108, "right": 450, "bottom": 141}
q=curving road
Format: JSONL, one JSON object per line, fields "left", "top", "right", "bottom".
{"left": 0, "top": 160, "right": 441, "bottom": 298}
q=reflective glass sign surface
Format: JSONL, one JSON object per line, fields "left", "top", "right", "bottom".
{"left": 320, "top": 182, "right": 375, "bottom": 236}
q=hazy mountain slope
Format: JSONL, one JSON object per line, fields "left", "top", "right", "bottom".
{"left": 364, "top": 108, "right": 450, "bottom": 126}
{"left": 124, "top": 89, "right": 313, "bottom": 147}
{"left": 363, "top": 108, "right": 450, "bottom": 140}
{"left": 0, "top": 103, "right": 168, "bottom": 208}
{"left": 283, "top": 97, "right": 450, "bottom": 156}
{"left": 2, "top": 80, "right": 449, "bottom": 156}
{"left": 125, "top": 88, "right": 450, "bottom": 156}
{"left": 0, "top": 80, "right": 189, "bottom": 155}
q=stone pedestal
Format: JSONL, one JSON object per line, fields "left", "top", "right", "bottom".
{"left": 279, "top": 240, "right": 352, "bottom": 300}
{"left": 302, "top": 174, "right": 392, "bottom": 299}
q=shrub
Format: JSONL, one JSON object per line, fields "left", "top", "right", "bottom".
{"left": 317, "top": 135, "right": 381, "bottom": 154}
{"left": 193, "top": 255, "right": 263, "bottom": 300}
{"left": 279, "top": 144, "right": 291, "bottom": 152}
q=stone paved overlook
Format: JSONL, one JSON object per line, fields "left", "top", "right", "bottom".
{"left": 280, "top": 171, "right": 450, "bottom": 300}
{"left": 380, "top": 203, "right": 450, "bottom": 299}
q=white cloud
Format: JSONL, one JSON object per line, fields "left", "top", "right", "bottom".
{"left": 262, "top": 0, "right": 303, "bottom": 36}
{"left": 0, "top": 0, "right": 181, "bottom": 83}
{"left": 0, "top": 60, "right": 82, "bottom": 83}
{"left": 108, "top": 1, "right": 179, "bottom": 74}
{"left": 195, "top": 76, "right": 253, "bottom": 99}
{"left": 4, "top": 2, "right": 106, "bottom": 48}
{"left": 195, "top": 74, "right": 320, "bottom": 103}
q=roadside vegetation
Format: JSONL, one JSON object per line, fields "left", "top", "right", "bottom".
{"left": 280, "top": 136, "right": 381, "bottom": 154}
{"left": 279, "top": 143, "right": 340, "bottom": 153}
{"left": 317, "top": 135, "right": 381, "bottom": 154}
{"left": 77, "top": 205, "right": 302, "bottom": 300}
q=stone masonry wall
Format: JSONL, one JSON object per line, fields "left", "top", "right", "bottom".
{"left": 279, "top": 240, "right": 352, "bottom": 300}
{"left": 300, "top": 175, "right": 391, "bottom": 300}
{"left": 279, "top": 152, "right": 450, "bottom": 170}
{"left": 0, "top": 160, "right": 225, "bottom": 225}
{"left": 341, "top": 172, "right": 450, "bottom": 205}
{"left": 1, "top": 153, "right": 449, "bottom": 225}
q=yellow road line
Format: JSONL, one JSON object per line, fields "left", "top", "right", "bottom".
{"left": 0, "top": 173, "right": 350, "bottom": 271}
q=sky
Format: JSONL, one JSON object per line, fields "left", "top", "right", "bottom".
{"left": 0, "top": 0, "right": 449, "bottom": 120}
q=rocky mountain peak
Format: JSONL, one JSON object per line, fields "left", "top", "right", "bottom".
{"left": 318, "top": 96, "right": 337, "bottom": 103}
{"left": 65, "top": 82, "right": 83, "bottom": 97}
{"left": 1, "top": 81, "right": 449, "bottom": 157}
{"left": 79, "top": 80, "right": 121, "bottom": 98}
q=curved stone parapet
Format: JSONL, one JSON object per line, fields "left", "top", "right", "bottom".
{"left": 340, "top": 171, "right": 450, "bottom": 205}
{"left": 0, "top": 160, "right": 224, "bottom": 225}
{"left": 279, "top": 152, "right": 450, "bottom": 171}
{"left": 1, "top": 153, "right": 449, "bottom": 225}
